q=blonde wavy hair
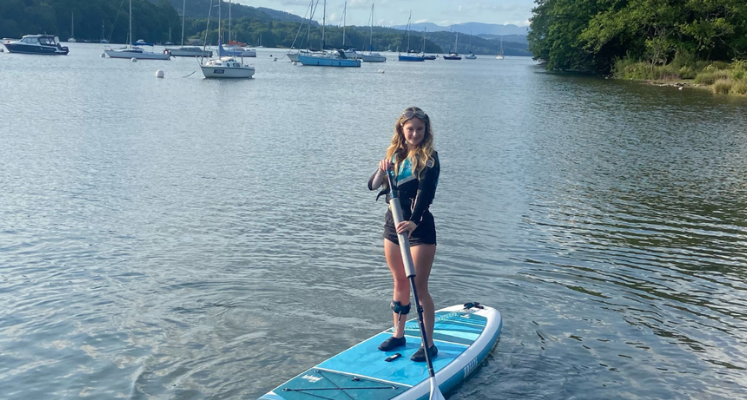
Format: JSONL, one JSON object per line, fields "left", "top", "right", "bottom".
{"left": 385, "top": 107, "right": 435, "bottom": 178}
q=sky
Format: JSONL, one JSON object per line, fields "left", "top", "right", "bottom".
{"left": 234, "top": 0, "right": 536, "bottom": 27}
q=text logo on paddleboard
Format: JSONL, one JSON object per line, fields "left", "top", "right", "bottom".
{"left": 301, "top": 375, "right": 322, "bottom": 383}
{"left": 463, "top": 357, "right": 479, "bottom": 378}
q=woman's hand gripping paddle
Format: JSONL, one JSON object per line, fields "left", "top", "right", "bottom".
{"left": 386, "top": 168, "right": 446, "bottom": 400}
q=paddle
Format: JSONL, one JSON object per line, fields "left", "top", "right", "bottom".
{"left": 386, "top": 167, "right": 446, "bottom": 400}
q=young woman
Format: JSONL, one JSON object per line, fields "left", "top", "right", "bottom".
{"left": 368, "top": 106, "right": 440, "bottom": 362}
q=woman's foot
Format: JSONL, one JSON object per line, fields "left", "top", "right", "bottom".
{"left": 411, "top": 344, "right": 438, "bottom": 362}
{"left": 378, "top": 336, "right": 406, "bottom": 351}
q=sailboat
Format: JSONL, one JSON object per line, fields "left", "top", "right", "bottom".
{"left": 297, "top": 0, "right": 361, "bottom": 67}
{"left": 443, "top": 27, "right": 461, "bottom": 60}
{"left": 105, "top": 0, "right": 170, "bottom": 60}
{"left": 68, "top": 12, "right": 76, "bottom": 42}
{"left": 496, "top": 35, "right": 504, "bottom": 60}
{"left": 359, "top": 3, "right": 385, "bottom": 62}
{"left": 465, "top": 30, "right": 476, "bottom": 59}
{"left": 287, "top": 0, "right": 320, "bottom": 62}
{"left": 222, "top": 0, "right": 257, "bottom": 57}
{"left": 100, "top": 20, "right": 109, "bottom": 43}
{"left": 339, "top": 2, "right": 360, "bottom": 59}
{"left": 421, "top": 27, "right": 437, "bottom": 60}
{"left": 200, "top": 0, "right": 255, "bottom": 78}
{"left": 167, "top": 0, "right": 212, "bottom": 56}
{"left": 398, "top": 11, "right": 424, "bottom": 61}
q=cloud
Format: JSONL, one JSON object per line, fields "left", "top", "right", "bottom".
{"left": 415, "top": 19, "right": 429, "bottom": 24}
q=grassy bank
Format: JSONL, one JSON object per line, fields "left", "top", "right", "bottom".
{"left": 614, "top": 56, "right": 747, "bottom": 96}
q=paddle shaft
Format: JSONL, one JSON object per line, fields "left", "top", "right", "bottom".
{"left": 386, "top": 170, "right": 437, "bottom": 379}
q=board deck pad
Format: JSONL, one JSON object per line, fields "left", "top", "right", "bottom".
{"left": 260, "top": 306, "right": 501, "bottom": 400}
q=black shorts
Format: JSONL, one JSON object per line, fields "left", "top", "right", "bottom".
{"left": 384, "top": 209, "right": 437, "bottom": 246}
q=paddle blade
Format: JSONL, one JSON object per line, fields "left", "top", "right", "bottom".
{"left": 429, "top": 376, "right": 446, "bottom": 400}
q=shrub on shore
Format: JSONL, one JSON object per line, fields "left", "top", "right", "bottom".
{"left": 613, "top": 60, "right": 681, "bottom": 80}
{"left": 613, "top": 57, "right": 747, "bottom": 96}
{"left": 731, "top": 80, "right": 747, "bottom": 95}
{"left": 712, "top": 79, "right": 734, "bottom": 94}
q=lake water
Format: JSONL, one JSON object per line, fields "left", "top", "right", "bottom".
{"left": 1, "top": 43, "right": 746, "bottom": 399}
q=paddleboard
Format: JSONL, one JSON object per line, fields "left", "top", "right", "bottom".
{"left": 258, "top": 303, "right": 502, "bottom": 400}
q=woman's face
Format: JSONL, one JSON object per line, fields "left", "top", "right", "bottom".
{"left": 402, "top": 118, "right": 426, "bottom": 148}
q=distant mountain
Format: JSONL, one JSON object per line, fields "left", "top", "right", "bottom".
{"left": 390, "top": 22, "right": 529, "bottom": 36}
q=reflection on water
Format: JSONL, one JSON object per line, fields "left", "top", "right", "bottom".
{"left": 1, "top": 44, "right": 746, "bottom": 399}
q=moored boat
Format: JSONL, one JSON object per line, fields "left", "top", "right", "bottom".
{"left": 201, "top": 54, "right": 255, "bottom": 78}
{"left": 360, "top": 4, "right": 386, "bottom": 63}
{"left": 297, "top": 0, "right": 361, "bottom": 67}
{"left": 105, "top": 0, "right": 169, "bottom": 60}
{"left": 222, "top": 45, "right": 256, "bottom": 57}
{"left": 298, "top": 49, "right": 361, "bottom": 67}
{"left": 360, "top": 52, "right": 386, "bottom": 62}
{"left": 3, "top": 35, "right": 69, "bottom": 55}
{"left": 106, "top": 44, "right": 171, "bottom": 60}
{"left": 166, "top": 0, "right": 212, "bottom": 57}
{"left": 167, "top": 46, "right": 212, "bottom": 57}
{"left": 199, "top": 0, "right": 254, "bottom": 78}
{"left": 398, "top": 11, "right": 424, "bottom": 62}
{"left": 444, "top": 28, "right": 461, "bottom": 60}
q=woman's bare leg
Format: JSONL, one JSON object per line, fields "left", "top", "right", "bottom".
{"left": 411, "top": 244, "right": 436, "bottom": 347}
{"left": 384, "top": 239, "right": 409, "bottom": 337}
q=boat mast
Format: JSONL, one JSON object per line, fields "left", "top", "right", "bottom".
{"left": 342, "top": 1, "right": 346, "bottom": 48}
{"left": 307, "top": 0, "right": 315, "bottom": 48}
{"left": 71, "top": 12, "right": 74, "bottom": 39}
{"left": 128, "top": 0, "right": 132, "bottom": 47}
{"left": 422, "top": 27, "right": 426, "bottom": 55}
{"left": 321, "top": 0, "right": 326, "bottom": 50}
{"left": 406, "top": 11, "right": 411, "bottom": 52}
{"left": 228, "top": 0, "right": 231, "bottom": 44}
{"left": 369, "top": 3, "right": 374, "bottom": 53}
{"left": 218, "top": 0, "right": 222, "bottom": 45}
{"left": 181, "top": 0, "right": 185, "bottom": 46}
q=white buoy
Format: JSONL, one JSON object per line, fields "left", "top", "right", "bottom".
{"left": 156, "top": 70, "right": 164, "bottom": 78}
{"left": 378, "top": 69, "right": 385, "bottom": 74}
{"left": 131, "top": 57, "right": 137, "bottom": 62}
{"left": 292, "top": 61, "right": 298, "bottom": 66}
{"left": 679, "top": 86, "right": 683, "bottom": 90}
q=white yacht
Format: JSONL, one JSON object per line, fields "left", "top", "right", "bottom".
{"left": 360, "top": 4, "right": 386, "bottom": 62}
{"left": 166, "top": 0, "right": 212, "bottom": 57}
{"left": 168, "top": 47, "right": 212, "bottom": 57}
{"left": 222, "top": 45, "right": 256, "bottom": 57}
{"left": 201, "top": 54, "right": 255, "bottom": 78}
{"left": 105, "top": 0, "right": 170, "bottom": 60}
{"left": 200, "top": 0, "right": 254, "bottom": 79}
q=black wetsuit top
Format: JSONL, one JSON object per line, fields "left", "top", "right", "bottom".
{"left": 368, "top": 151, "right": 440, "bottom": 226}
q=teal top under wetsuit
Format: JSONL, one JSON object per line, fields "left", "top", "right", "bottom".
{"left": 368, "top": 151, "right": 440, "bottom": 245}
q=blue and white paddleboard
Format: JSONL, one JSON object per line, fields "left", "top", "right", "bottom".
{"left": 259, "top": 304, "right": 502, "bottom": 400}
